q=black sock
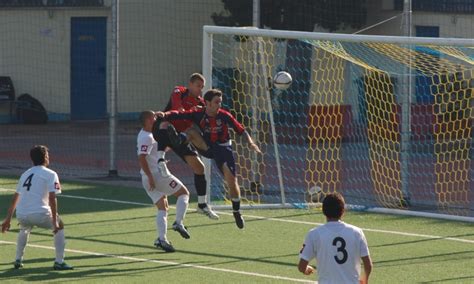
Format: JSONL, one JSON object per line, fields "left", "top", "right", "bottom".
{"left": 155, "top": 129, "right": 169, "bottom": 151}
{"left": 195, "top": 174, "right": 207, "bottom": 209}
{"left": 232, "top": 199, "right": 240, "bottom": 212}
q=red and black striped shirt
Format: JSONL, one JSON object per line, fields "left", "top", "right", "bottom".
{"left": 165, "top": 108, "right": 245, "bottom": 144}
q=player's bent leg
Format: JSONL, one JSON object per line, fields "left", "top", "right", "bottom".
{"left": 186, "top": 128, "right": 210, "bottom": 152}
{"left": 172, "top": 187, "right": 191, "bottom": 239}
{"left": 167, "top": 124, "right": 187, "bottom": 148}
{"left": 222, "top": 164, "right": 244, "bottom": 229}
{"left": 153, "top": 121, "right": 170, "bottom": 161}
{"left": 184, "top": 156, "right": 220, "bottom": 220}
{"left": 185, "top": 155, "right": 205, "bottom": 175}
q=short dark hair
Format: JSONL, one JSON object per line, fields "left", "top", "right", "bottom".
{"left": 30, "top": 145, "right": 48, "bottom": 166}
{"left": 189, "top": 73, "right": 205, "bottom": 84}
{"left": 139, "top": 110, "right": 155, "bottom": 126}
{"left": 203, "top": 89, "right": 222, "bottom": 102}
{"left": 322, "top": 193, "right": 345, "bottom": 219}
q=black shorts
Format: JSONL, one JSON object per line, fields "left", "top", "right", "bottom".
{"left": 208, "top": 144, "right": 236, "bottom": 176}
{"left": 152, "top": 119, "right": 198, "bottom": 163}
{"left": 171, "top": 142, "right": 198, "bottom": 162}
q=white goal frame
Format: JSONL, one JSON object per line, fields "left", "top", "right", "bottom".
{"left": 202, "top": 25, "right": 474, "bottom": 223}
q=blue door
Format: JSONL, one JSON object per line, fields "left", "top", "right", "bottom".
{"left": 71, "top": 17, "right": 107, "bottom": 120}
{"left": 415, "top": 26, "right": 439, "bottom": 103}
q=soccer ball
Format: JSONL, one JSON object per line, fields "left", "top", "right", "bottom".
{"left": 273, "top": 71, "right": 292, "bottom": 90}
{"left": 308, "top": 186, "right": 325, "bottom": 203}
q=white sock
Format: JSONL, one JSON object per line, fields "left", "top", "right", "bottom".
{"left": 175, "top": 194, "right": 189, "bottom": 225}
{"left": 54, "top": 229, "right": 66, "bottom": 263}
{"left": 157, "top": 210, "right": 168, "bottom": 241}
{"left": 157, "top": 151, "right": 165, "bottom": 160}
{"left": 15, "top": 229, "right": 30, "bottom": 261}
{"left": 197, "top": 195, "right": 206, "bottom": 204}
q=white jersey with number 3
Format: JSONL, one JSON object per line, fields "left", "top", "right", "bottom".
{"left": 15, "top": 166, "right": 61, "bottom": 216}
{"left": 300, "top": 221, "right": 369, "bottom": 284}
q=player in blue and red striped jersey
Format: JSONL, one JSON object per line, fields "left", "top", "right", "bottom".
{"left": 153, "top": 73, "right": 219, "bottom": 220}
{"left": 157, "top": 89, "right": 261, "bottom": 229}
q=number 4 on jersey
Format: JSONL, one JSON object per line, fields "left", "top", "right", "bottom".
{"left": 23, "top": 174, "right": 34, "bottom": 191}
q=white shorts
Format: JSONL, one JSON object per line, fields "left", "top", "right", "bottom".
{"left": 17, "top": 212, "right": 60, "bottom": 231}
{"left": 141, "top": 172, "right": 184, "bottom": 204}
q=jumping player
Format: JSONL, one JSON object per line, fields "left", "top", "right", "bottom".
{"left": 153, "top": 73, "right": 219, "bottom": 220}
{"left": 156, "top": 89, "right": 261, "bottom": 229}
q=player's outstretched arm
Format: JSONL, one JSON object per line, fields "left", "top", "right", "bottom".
{"left": 1, "top": 192, "right": 19, "bottom": 233}
{"left": 243, "top": 131, "right": 261, "bottom": 154}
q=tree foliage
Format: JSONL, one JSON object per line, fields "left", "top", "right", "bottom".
{"left": 212, "top": 0, "right": 367, "bottom": 32}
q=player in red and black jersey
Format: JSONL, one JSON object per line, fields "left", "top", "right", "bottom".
{"left": 153, "top": 73, "right": 219, "bottom": 220}
{"left": 157, "top": 89, "right": 261, "bottom": 229}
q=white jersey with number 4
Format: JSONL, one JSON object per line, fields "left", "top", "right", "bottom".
{"left": 137, "top": 129, "right": 159, "bottom": 175}
{"left": 300, "top": 221, "right": 369, "bottom": 284}
{"left": 15, "top": 166, "right": 61, "bottom": 216}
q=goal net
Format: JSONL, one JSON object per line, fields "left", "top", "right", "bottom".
{"left": 203, "top": 26, "right": 473, "bottom": 217}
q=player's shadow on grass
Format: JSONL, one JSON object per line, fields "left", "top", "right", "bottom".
{"left": 0, "top": 255, "right": 176, "bottom": 282}
{"left": 370, "top": 233, "right": 474, "bottom": 248}
{"left": 419, "top": 275, "right": 474, "bottom": 283}
{"left": 22, "top": 229, "right": 297, "bottom": 269}
{"left": 66, "top": 214, "right": 155, "bottom": 227}
{"left": 373, "top": 250, "right": 474, "bottom": 268}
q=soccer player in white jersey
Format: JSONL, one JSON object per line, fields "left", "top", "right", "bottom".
{"left": 1, "top": 145, "right": 73, "bottom": 270}
{"left": 298, "top": 193, "right": 372, "bottom": 284}
{"left": 137, "top": 110, "right": 191, "bottom": 252}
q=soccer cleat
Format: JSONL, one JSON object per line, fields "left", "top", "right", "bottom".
{"left": 196, "top": 205, "right": 219, "bottom": 220}
{"left": 154, "top": 238, "right": 175, "bottom": 252}
{"left": 233, "top": 211, "right": 245, "bottom": 229}
{"left": 157, "top": 159, "right": 171, "bottom": 177}
{"left": 53, "top": 262, "right": 74, "bottom": 270}
{"left": 172, "top": 222, "right": 190, "bottom": 239}
{"left": 167, "top": 124, "right": 184, "bottom": 148}
{"left": 13, "top": 259, "right": 23, "bottom": 269}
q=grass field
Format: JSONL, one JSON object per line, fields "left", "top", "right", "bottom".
{"left": 1, "top": 176, "right": 474, "bottom": 283}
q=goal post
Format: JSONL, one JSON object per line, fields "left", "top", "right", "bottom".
{"left": 203, "top": 25, "right": 474, "bottom": 221}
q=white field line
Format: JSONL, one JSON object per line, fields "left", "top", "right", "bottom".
{"left": 0, "top": 241, "right": 313, "bottom": 283}
{"left": 1, "top": 187, "right": 474, "bottom": 244}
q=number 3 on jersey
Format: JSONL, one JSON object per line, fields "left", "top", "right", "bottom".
{"left": 333, "top": 237, "right": 348, "bottom": 264}
{"left": 23, "top": 174, "right": 34, "bottom": 191}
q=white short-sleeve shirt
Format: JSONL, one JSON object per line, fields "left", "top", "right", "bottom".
{"left": 137, "top": 129, "right": 159, "bottom": 175}
{"left": 300, "top": 221, "right": 370, "bottom": 284}
{"left": 15, "top": 165, "right": 61, "bottom": 216}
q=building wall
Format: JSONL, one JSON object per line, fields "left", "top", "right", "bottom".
{"left": 366, "top": 0, "right": 474, "bottom": 38}
{"left": 0, "top": 8, "right": 110, "bottom": 117}
{"left": 118, "top": 0, "right": 223, "bottom": 115}
{"left": 0, "top": 0, "right": 223, "bottom": 120}
{"left": 0, "top": 1, "right": 471, "bottom": 121}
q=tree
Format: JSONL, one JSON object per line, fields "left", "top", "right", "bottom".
{"left": 212, "top": 0, "right": 367, "bottom": 32}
